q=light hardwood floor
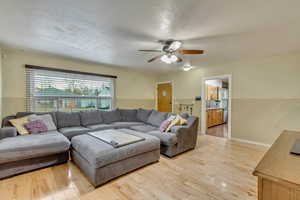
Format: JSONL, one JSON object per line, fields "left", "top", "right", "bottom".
{"left": 206, "top": 124, "right": 228, "bottom": 138}
{"left": 0, "top": 135, "right": 267, "bottom": 200}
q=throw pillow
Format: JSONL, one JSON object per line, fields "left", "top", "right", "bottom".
{"left": 9, "top": 114, "right": 36, "bottom": 135}
{"left": 165, "top": 114, "right": 188, "bottom": 132}
{"left": 28, "top": 114, "right": 57, "bottom": 131}
{"left": 165, "top": 115, "right": 181, "bottom": 132}
{"left": 178, "top": 115, "right": 188, "bottom": 125}
{"left": 24, "top": 120, "right": 48, "bottom": 134}
{"left": 159, "top": 119, "right": 172, "bottom": 132}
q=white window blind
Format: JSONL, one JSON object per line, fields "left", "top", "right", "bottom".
{"left": 26, "top": 66, "right": 116, "bottom": 112}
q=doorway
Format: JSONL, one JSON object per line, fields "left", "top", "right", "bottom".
{"left": 157, "top": 82, "right": 173, "bottom": 112}
{"left": 201, "top": 75, "right": 232, "bottom": 139}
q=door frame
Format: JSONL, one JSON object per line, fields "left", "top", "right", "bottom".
{"left": 156, "top": 81, "right": 174, "bottom": 112}
{"left": 200, "top": 74, "right": 232, "bottom": 139}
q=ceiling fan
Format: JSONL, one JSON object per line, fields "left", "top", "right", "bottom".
{"left": 139, "top": 39, "right": 204, "bottom": 64}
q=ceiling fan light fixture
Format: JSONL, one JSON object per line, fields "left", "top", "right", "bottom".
{"left": 169, "top": 40, "right": 182, "bottom": 51}
{"left": 161, "top": 54, "right": 178, "bottom": 64}
{"left": 183, "top": 64, "right": 193, "bottom": 71}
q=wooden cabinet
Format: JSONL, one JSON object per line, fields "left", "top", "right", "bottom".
{"left": 207, "top": 109, "right": 224, "bottom": 128}
{"left": 206, "top": 85, "right": 219, "bottom": 100}
{"left": 253, "top": 131, "right": 300, "bottom": 200}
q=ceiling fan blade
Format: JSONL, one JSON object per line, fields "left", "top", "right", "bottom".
{"left": 178, "top": 50, "right": 204, "bottom": 54}
{"left": 148, "top": 55, "right": 162, "bottom": 63}
{"left": 139, "top": 50, "right": 161, "bottom": 53}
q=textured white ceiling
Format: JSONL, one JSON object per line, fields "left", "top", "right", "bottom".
{"left": 1, "top": 0, "right": 300, "bottom": 72}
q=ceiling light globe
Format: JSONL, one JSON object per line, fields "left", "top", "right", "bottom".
{"left": 161, "top": 54, "right": 178, "bottom": 64}
{"left": 183, "top": 64, "right": 193, "bottom": 71}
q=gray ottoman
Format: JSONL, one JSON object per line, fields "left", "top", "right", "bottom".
{"left": 71, "top": 129, "right": 160, "bottom": 187}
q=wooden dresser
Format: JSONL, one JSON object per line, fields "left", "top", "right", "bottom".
{"left": 253, "top": 131, "right": 300, "bottom": 200}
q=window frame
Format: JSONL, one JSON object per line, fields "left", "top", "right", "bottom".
{"left": 26, "top": 65, "right": 117, "bottom": 112}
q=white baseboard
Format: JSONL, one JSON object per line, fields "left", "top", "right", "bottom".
{"left": 230, "top": 137, "right": 271, "bottom": 147}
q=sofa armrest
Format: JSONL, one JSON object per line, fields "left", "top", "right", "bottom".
{"left": 170, "top": 116, "right": 198, "bottom": 136}
{"left": 170, "top": 125, "right": 189, "bottom": 136}
{"left": 2, "top": 115, "right": 16, "bottom": 128}
{"left": 0, "top": 127, "right": 17, "bottom": 140}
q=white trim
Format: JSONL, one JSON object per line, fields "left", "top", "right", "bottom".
{"left": 112, "top": 78, "right": 116, "bottom": 109}
{"left": 156, "top": 81, "right": 174, "bottom": 112}
{"left": 231, "top": 137, "right": 271, "bottom": 147}
{"left": 201, "top": 74, "right": 232, "bottom": 139}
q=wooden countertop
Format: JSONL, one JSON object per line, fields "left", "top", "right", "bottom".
{"left": 207, "top": 108, "right": 224, "bottom": 110}
{"left": 253, "top": 130, "right": 300, "bottom": 186}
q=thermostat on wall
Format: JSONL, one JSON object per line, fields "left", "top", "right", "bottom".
{"left": 195, "top": 96, "right": 201, "bottom": 101}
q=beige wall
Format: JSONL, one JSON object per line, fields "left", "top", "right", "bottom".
{"left": 158, "top": 51, "right": 300, "bottom": 145}
{"left": 2, "top": 46, "right": 300, "bottom": 145}
{"left": 0, "top": 48, "right": 2, "bottom": 120}
{"left": 1, "top": 48, "right": 157, "bottom": 116}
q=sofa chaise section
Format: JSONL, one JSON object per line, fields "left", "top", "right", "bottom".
{"left": 128, "top": 110, "right": 199, "bottom": 157}
{"left": 161, "top": 116, "right": 199, "bottom": 157}
{"left": 0, "top": 131, "right": 70, "bottom": 179}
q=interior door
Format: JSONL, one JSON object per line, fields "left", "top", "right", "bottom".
{"left": 157, "top": 83, "right": 172, "bottom": 112}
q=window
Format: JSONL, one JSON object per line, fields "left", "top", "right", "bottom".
{"left": 26, "top": 66, "right": 116, "bottom": 112}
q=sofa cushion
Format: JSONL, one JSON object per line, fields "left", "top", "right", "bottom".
{"left": 59, "top": 126, "right": 89, "bottom": 139}
{"left": 147, "top": 130, "right": 178, "bottom": 146}
{"left": 0, "top": 132, "right": 70, "bottom": 164}
{"left": 80, "top": 110, "right": 103, "bottom": 126}
{"left": 56, "top": 112, "right": 81, "bottom": 128}
{"left": 147, "top": 110, "right": 168, "bottom": 127}
{"left": 71, "top": 129, "right": 160, "bottom": 168}
{"left": 86, "top": 124, "right": 115, "bottom": 131}
{"left": 102, "top": 109, "right": 122, "bottom": 123}
{"left": 119, "top": 109, "right": 137, "bottom": 122}
{"left": 16, "top": 112, "right": 57, "bottom": 127}
{"left": 136, "top": 109, "right": 153, "bottom": 123}
{"left": 111, "top": 122, "right": 144, "bottom": 129}
{"left": 129, "top": 125, "right": 158, "bottom": 133}
{"left": 181, "top": 113, "right": 190, "bottom": 119}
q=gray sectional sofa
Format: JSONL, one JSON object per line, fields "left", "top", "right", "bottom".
{"left": 0, "top": 108, "right": 199, "bottom": 180}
